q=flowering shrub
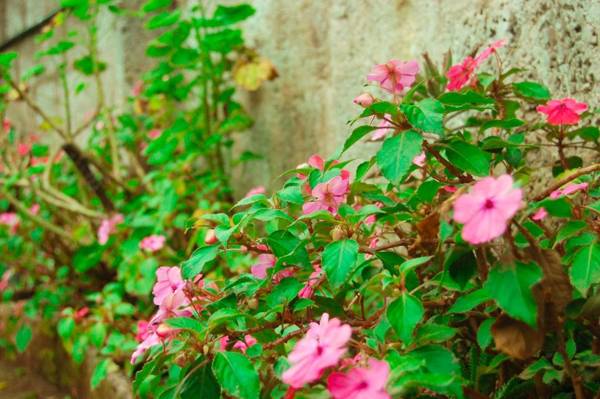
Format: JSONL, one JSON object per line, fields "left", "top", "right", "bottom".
{"left": 132, "top": 41, "right": 599, "bottom": 398}
{"left": 0, "top": 0, "right": 266, "bottom": 389}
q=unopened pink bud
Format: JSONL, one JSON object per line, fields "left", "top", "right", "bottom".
{"left": 204, "top": 229, "right": 217, "bottom": 244}
{"left": 353, "top": 93, "right": 375, "bottom": 107}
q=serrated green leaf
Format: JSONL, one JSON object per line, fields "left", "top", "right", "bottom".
{"left": 376, "top": 130, "right": 423, "bottom": 185}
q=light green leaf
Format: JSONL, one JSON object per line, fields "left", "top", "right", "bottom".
{"left": 376, "top": 130, "right": 423, "bottom": 185}
{"left": 212, "top": 351, "right": 260, "bottom": 399}
{"left": 15, "top": 325, "right": 32, "bottom": 353}
{"left": 387, "top": 293, "right": 424, "bottom": 344}
{"left": 401, "top": 98, "right": 445, "bottom": 135}
{"left": 91, "top": 359, "right": 110, "bottom": 389}
{"left": 182, "top": 245, "right": 219, "bottom": 279}
{"left": 322, "top": 239, "right": 359, "bottom": 288}
{"left": 512, "top": 81, "right": 551, "bottom": 100}
{"left": 570, "top": 242, "right": 600, "bottom": 296}
{"left": 445, "top": 141, "right": 491, "bottom": 177}
{"left": 484, "top": 262, "right": 542, "bottom": 326}
{"left": 448, "top": 288, "right": 490, "bottom": 313}
{"left": 477, "top": 318, "right": 494, "bottom": 350}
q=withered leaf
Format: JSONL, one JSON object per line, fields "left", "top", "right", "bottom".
{"left": 491, "top": 314, "right": 543, "bottom": 360}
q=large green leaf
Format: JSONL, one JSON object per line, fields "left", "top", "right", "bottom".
{"left": 387, "top": 293, "right": 424, "bottom": 343}
{"left": 570, "top": 242, "right": 600, "bottom": 296}
{"left": 445, "top": 141, "right": 491, "bottom": 177}
{"left": 401, "top": 98, "right": 445, "bottom": 135}
{"left": 179, "top": 362, "right": 220, "bottom": 399}
{"left": 322, "top": 239, "right": 359, "bottom": 288}
{"left": 212, "top": 352, "right": 260, "bottom": 399}
{"left": 181, "top": 245, "right": 219, "bottom": 279}
{"left": 484, "top": 262, "right": 542, "bottom": 326}
{"left": 376, "top": 130, "right": 423, "bottom": 185}
{"left": 512, "top": 81, "right": 551, "bottom": 100}
{"left": 267, "top": 230, "right": 310, "bottom": 267}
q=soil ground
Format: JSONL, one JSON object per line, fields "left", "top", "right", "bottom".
{"left": 0, "top": 359, "right": 68, "bottom": 399}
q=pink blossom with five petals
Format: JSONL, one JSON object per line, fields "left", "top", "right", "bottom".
{"left": 537, "top": 98, "right": 588, "bottom": 126}
{"left": 367, "top": 60, "right": 419, "bottom": 94}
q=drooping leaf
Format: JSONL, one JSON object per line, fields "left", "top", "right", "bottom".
{"left": 387, "top": 293, "right": 424, "bottom": 343}
{"left": 485, "top": 262, "right": 542, "bottom": 326}
{"left": 376, "top": 130, "right": 423, "bottom": 185}
{"left": 212, "top": 352, "right": 260, "bottom": 399}
{"left": 322, "top": 239, "right": 359, "bottom": 288}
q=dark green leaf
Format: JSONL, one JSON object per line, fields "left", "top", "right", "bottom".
{"left": 445, "top": 141, "right": 491, "bottom": 177}
{"left": 570, "top": 242, "right": 600, "bottom": 296}
{"left": 182, "top": 245, "right": 219, "bottom": 279}
{"left": 322, "top": 239, "right": 359, "bottom": 288}
{"left": 512, "top": 81, "right": 551, "bottom": 101}
{"left": 387, "top": 293, "right": 424, "bottom": 343}
{"left": 401, "top": 98, "right": 444, "bottom": 135}
{"left": 212, "top": 352, "right": 260, "bottom": 399}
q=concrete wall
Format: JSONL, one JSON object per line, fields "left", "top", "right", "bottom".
{"left": 2, "top": 0, "right": 599, "bottom": 193}
{"left": 234, "top": 0, "right": 600, "bottom": 193}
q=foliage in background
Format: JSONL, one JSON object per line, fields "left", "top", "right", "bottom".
{"left": 0, "top": 0, "right": 267, "bottom": 389}
{"left": 131, "top": 41, "right": 599, "bottom": 398}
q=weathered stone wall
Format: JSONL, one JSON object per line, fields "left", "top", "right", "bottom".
{"left": 2, "top": 0, "right": 599, "bottom": 190}
{"left": 233, "top": 0, "right": 600, "bottom": 193}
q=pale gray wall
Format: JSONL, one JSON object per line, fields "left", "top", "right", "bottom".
{"left": 2, "top": 0, "right": 599, "bottom": 194}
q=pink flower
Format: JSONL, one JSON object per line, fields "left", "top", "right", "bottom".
{"left": 0, "top": 212, "right": 19, "bottom": 234}
{"left": 412, "top": 152, "right": 426, "bottom": 167}
{"left": 74, "top": 307, "right": 90, "bottom": 322}
{"left": 97, "top": 213, "right": 123, "bottom": 245}
{"left": 446, "top": 40, "right": 505, "bottom": 91}
{"left": 140, "top": 235, "right": 166, "bottom": 252}
{"left": 135, "top": 321, "right": 151, "bottom": 342}
{"left": 131, "top": 331, "right": 160, "bottom": 363}
{"left": 29, "top": 204, "right": 40, "bottom": 215}
{"left": 367, "top": 60, "right": 419, "bottom": 94}
{"left": 219, "top": 336, "right": 230, "bottom": 351}
{"left": 152, "top": 266, "right": 185, "bottom": 306}
{"left": 153, "top": 289, "right": 192, "bottom": 321}
{"left": 537, "top": 98, "right": 588, "bottom": 126}
{"left": 302, "top": 172, "right": 350, "bottom": 216}
{"left": 371, "top": 115, "right": 394, "bottom": 141}
{"left": 442, "top": 185, "right": 457, "bottom": 193}
{"left": 327, "top": 358, "right": 390, "bottom": 399}
{"left": 307, "top": 154, "right": 325, "bottom": 170}
{"left": 232, "top": 335, "right": 258, "bottom": 353}
{"left": 298, "top": 264, "right": 322, "bottom": 299}
{"left": 2, "top": 119, "right": 11, "bottom": 134}
{"left": 148, "top": 129, "right": 162, "bottom": 140}
{"left": 273, "top": 268, "right": 296, "bottom": 284}
{"left": 282, "top": 313, "right": 352, "bottom": 388}
{"left": 549, "top": 182, "right": 589, "bottom": 199}
{"left": 453, "top": 175, "right": 523, "bottom": 244}
{"left": 353, "top": 93, "right": 375, "bottom": 107}
{"left": 17, "top": 143, "right": 31, "bottom": 157}
{"left": 245, "top": 186, "right": 266, "bottom": 198}
{"left": 251, "top": 254, "right": 276, "bottom": 279}
{"left": 532, "top": 208, "right": 548, "bottom": 221}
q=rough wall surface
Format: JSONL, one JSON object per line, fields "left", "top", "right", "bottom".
{"left": 234, "top": 0, "right": 600, "bottom": 193}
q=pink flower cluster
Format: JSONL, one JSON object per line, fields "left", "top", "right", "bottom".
{"left": 453, "top": 175, "right": 523, "bottom": 244}
{"left": 131, "top": 266, "right": 192, "bottom": 363}
{"left": 0, "top": 212, "right": 19, "bottom": 234}
{"left": 282, "top": 313, "right": 390, "bottom": 398}
{"left": 446, "top": 40, "right": 505, "bottom": 91}
{"left": 219, "top": 334, "right": 257, "bottom": 353}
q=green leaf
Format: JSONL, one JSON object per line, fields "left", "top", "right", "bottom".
{"left": 15, "top": 324, "right": 32, "bottom": 353}
{"left": 179, "top": 362, "right": 220, "bottom": 399}
{"left": 73, "top": 244, "right": 103, "bottom": 273}
{"left": 212, "top": 4, "right": 256, "bottom": 25}
{"left": 416, "top": 323, "right": 457, "bottom": 344}
{"left": 142, "top": 0, "right": 172, "bottom": 12}
{"left": 570, "top": 242, "right": 600, "bottom": 296}
{"left": 399, "top": 256, "right": 433, "bottom": 274}
{"left": 481, "top": 118, "right": 524, "bottom": 131}
{"left": 0, "top": 52, "right": 18, "bottom": 69}
{"left": 57, "top": 317, "right": 75, "bottom": 339}
{"left": 181, "top": 245, "right": 219, "bottom": 279}
{"left": 341, "top": 125, "right": 377, "bottom": 153}
{"left": 146, "top": 10, "right": 180, "bottom": 30}
{"left": 266, "top": 278, "right": 302, "bottom": 308}
{"left": 555, "top": 220, "right": 587, "bottom": 244}
{"left": 376, "top": 130, "right": 423, "bottom": 185}
{"left": 165, "top": 317, "right": 206, "bottom": 334}
{"left": 212, "top": 352, "right": 260, "bottom": 399}
{"left": 484, "top": 262, "right": 542, "bottom": 326}
{"left": 477, "top": 318, "right": 494, "bottom": 350}
{"left": 512, "top": 81, "right": 551, "bottom": 100}
{"left": 387, "top": 293, "right": 424, "bottom": 343}
{"left": 267, "top": 230, "right": 310, "bottom": 267}
{"left": 445, "top": 141, "right": 491, "bottom": 177}
{"left": 401, "top": 98, "right": 444, "bottom": 135}
{"left": 322, "top": 239, "right": 359, "bottom": 288}
{"left": 89, "top": 323, "right": 107, "bottom": 348}
{"left": 448, "top": 288, "right": 490, "bottom": 313}
{"left": 91, "top": 359, "right": 110, "bottom": 389}
{"left": 438, "top": 90, "right": 495, "bottom": 108}
{"left": 74, "top": 55, "right": 106, "bottom": 75}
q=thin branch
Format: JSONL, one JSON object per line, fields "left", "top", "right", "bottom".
{"left": 532, "top": 163, "right": 600, "bottom": 202}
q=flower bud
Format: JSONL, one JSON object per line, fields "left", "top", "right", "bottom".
{"left": 353, "top": 93, "right": 375, "bottom": 107}
{"left": 331, "top": 225, "right": 346, "bottom": 241}
{"left": 204, "top": 229, "right": 217, "bottom": 244}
